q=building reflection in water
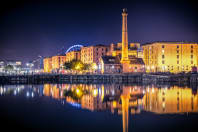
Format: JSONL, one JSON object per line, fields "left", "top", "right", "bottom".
{"left": 1, "top": 84, "right": 198, "bottom": 132}
{"left": 44, "top": 84, "right": 198, "bottom": 132}
{"left": 42, "top": 84, "right": 198, "bottom": 132}
{"left": 143, "top": 85, "right": 198, "bottom": 113}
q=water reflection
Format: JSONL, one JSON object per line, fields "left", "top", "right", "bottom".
{"left": 0, "top": 84, "right": 198, "bottom": 132}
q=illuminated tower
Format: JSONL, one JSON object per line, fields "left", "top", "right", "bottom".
{"left": 121, "top": 8, "right": 130, "bottom": 63}
{"left": 121, "top": 8, "right": 130, "bottom": 72}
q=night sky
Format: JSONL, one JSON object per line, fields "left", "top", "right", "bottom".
{"left": 0, "top": 0, "right": 198, "bottom": 63}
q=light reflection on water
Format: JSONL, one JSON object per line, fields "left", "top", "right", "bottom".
{"left": 0, "top": 84, "right": 198, "bottom": 132}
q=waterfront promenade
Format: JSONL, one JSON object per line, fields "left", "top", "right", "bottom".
{"left": 0, "top": 73, "right": 198, "bottom": 84}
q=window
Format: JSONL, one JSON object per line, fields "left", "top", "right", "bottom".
{"left": 177, "top": 61, "right": 179, "bottom": 64}
{"left": 109, "top": 59, "right": 115, "bottom": 62}
{"left": 191, "top": 61, "right": 193, "bottom": 64}
{"left": 191, "top": 50, "right": 193, "bottom": 53}
{"left": 177, "top": 55, "right": 179, "bottom": 59}
{"left": 191, "top": 45, "right": 193, "bottom": 48}
{"left": 162, "top": 60, "right": 165, "bottom": 64}
{"left": 162, "top": 55, "right": 165, "bottom": 59}
{"left": 102, "top": 48, "right": 103, "bottom": 51}
{"left": 162, "top": 45, "right": 165, "bottom": 48}
{"left": 177, "top": 50, "right": 179, "bottom": 53}
{"left": 191, "top": 55, "right": 193, "bottom": 58}
{"left": 177, "top": 45, "right": 179, "bottom": 48}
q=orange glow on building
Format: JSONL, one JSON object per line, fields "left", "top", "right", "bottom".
{"left": 109, "top": 43, "right": 141, "bottom": 58}
{"left": 43, "top": 57, "right": 52, "bottom": 72}
{"left": 81, "top": 44, "right": 110, "bottom": 64}
{"left": 43, "top": 55, "right": 66, "bottom": 72}
{"left": 66, "top": 51, "right": 81, "bottom": 62}
{"left": 104, "top": 9, "right": 144, "bottom": 73}
{"left": 142, "top": 42, "right": 198, "bottom": 73}
{"left": 51, "top": 55, "right": 66, "bottom": 70}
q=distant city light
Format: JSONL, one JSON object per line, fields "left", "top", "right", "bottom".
{"left": 14, "top": 90, "right": 17, "bottom": 95}
{"left": 26, "top": 92, "right": 30, "bottom": 97}
{"left": 31, "top": 92, "right": 34, "bottom": 97}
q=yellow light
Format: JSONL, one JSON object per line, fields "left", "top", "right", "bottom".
{"left": 76, "top": 88, "right": 82, "bottom": 97}
{"left": 92, "top": 63, "right": 97, "bottom": 70}
{"left": 76, "top": 89, "right": 80, "bottom": 94}
{"left": 92, "top": 89, "right": 98, "bottom": 97}
{"left": 113, "top": 101, "right": 117, "bottom": 108}
{"left": 75, "top": 64, "right": 80, "bottom": 70}
{"left": 152, "top": 88, "right": 155, "bottom": 93}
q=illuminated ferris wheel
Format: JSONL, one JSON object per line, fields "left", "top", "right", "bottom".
{"left": 65, "top": 45, "right": 83, "bottom": 54}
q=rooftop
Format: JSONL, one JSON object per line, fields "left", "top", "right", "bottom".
{"left": 101, "top": 56, "right": 121, "bottom": 64}
{"left": 129, "top": 56, "right": 145, "bottom": 65}
{"left": 83, "top": 44, "right": 109, "bottom": 48}
{"left": 142, "top": 41, "right": 198, "bottom": 46}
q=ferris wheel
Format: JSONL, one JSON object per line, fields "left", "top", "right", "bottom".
{"left": 65, "top": 45, "right": 83, "bottom": 54}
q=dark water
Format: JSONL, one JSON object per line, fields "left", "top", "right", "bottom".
{"left": 0, "top": 84, "right": 198, "bottom": 132}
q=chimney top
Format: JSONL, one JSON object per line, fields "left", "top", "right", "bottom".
{"left": 122, "top": 8, "right": 127, "bottom": 13}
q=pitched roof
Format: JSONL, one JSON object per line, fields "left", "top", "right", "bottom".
{"left": 129, "top": 57, "right": 145, "bottom": 65}
{"left": 101, "top": 56, "right": 121, "bottom": 64}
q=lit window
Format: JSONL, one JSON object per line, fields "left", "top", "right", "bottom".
{"left": 162, "top": 97, "right": 165, "bottom": 101}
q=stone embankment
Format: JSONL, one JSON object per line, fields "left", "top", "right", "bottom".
{"left": 0, "top": 73, "right": 197, "bottom": 84}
